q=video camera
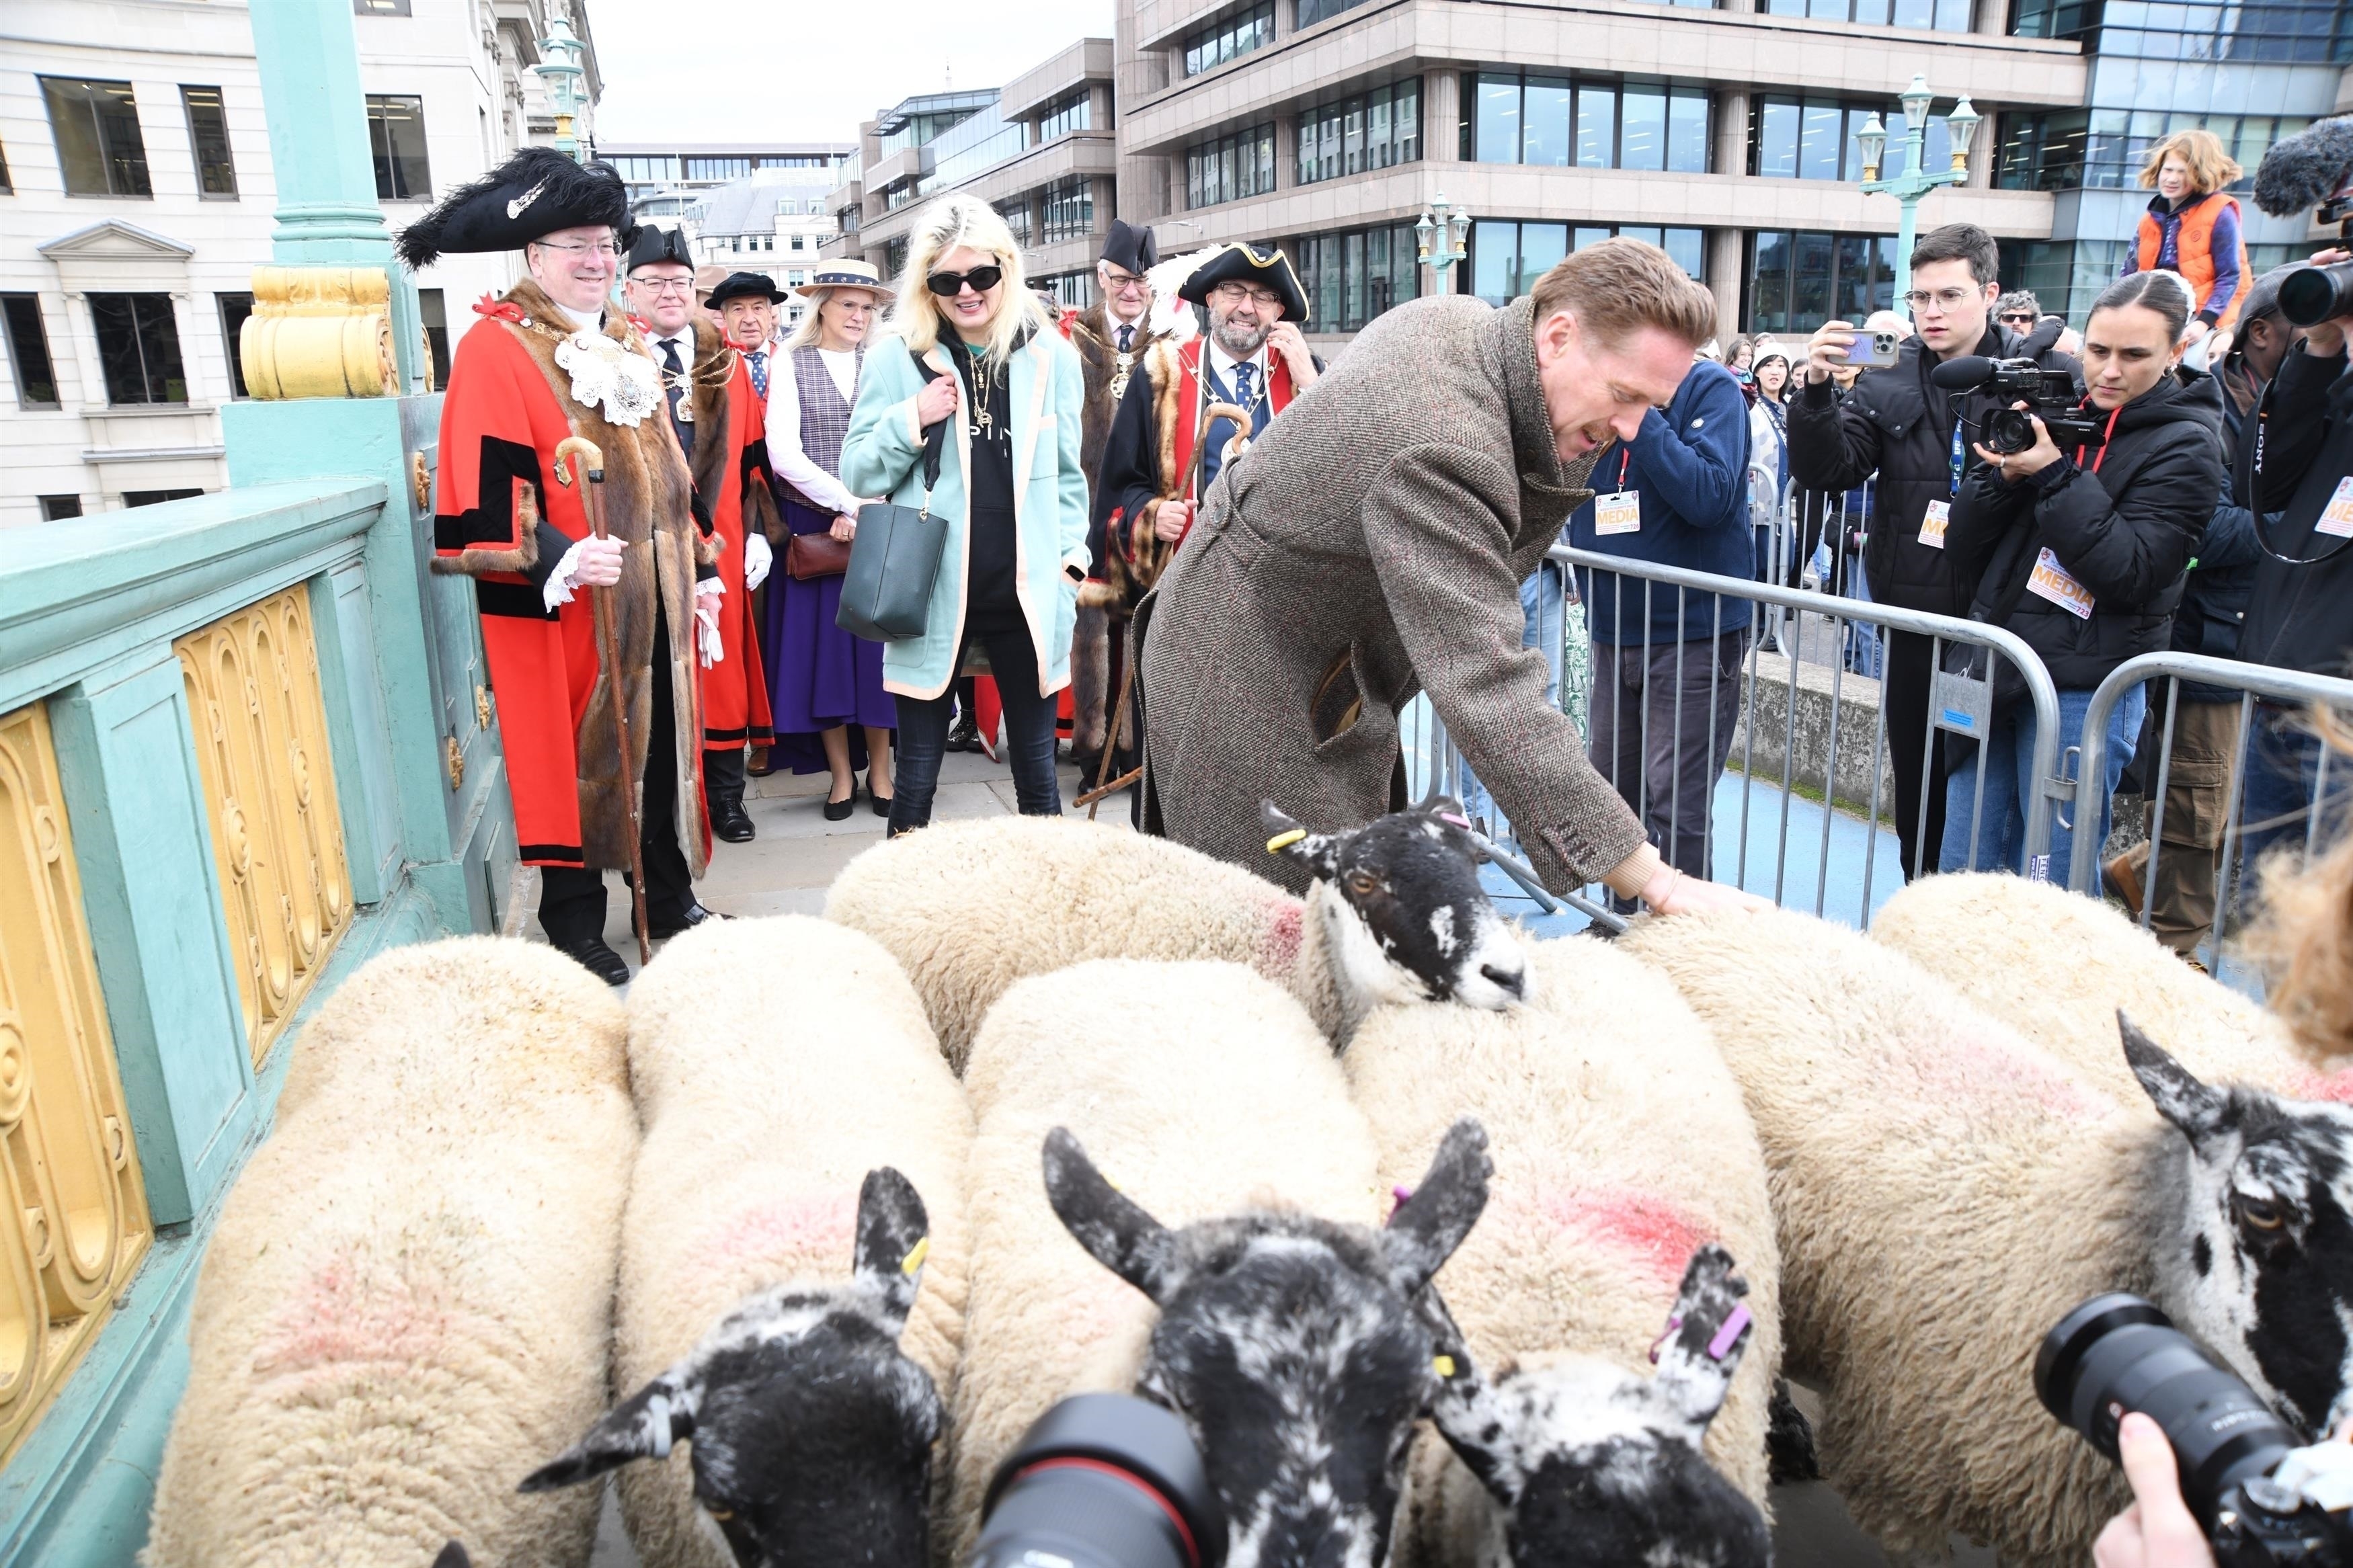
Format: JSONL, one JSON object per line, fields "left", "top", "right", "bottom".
{"left": 967, "top": 1394, "right": 1226, "bottom": 1568}
{"left": 2038, "top": 1294, "right": 2353, "bottom": 1566}
{"left": 1931, "top": 316, "right": 2102, "bottom": 456}
{"left": 2255, "top": 115, "right": 2353, "bottom": 327}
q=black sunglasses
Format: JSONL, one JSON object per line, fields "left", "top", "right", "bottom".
{"left": 925, "top": 264, "right": 1004, "bottom": 297}
{"left": 2000, "top": 313, "right": 2037, "bottom": 323}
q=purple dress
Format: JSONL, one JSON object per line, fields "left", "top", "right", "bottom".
{"left": 764, "top": 345, "right": 895, "bottom": 774}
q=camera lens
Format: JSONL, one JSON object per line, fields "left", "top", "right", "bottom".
{"left": 970, "top": 1394, "right": 1226, "bottom": 1568}
{"left": 2280, "top": 261, "right": 2353, "bottom": 328}
{"left": 2035, "top": 1294, "right": 2297, "bottom": 1531}
{"left": 1986, "top": 407, "right": 2038, "bottom": 456}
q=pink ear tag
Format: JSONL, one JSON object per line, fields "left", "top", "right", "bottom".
{"left": 1439, "top": 813, "right": 1472, "bottom": 831}
{"left": 1648, "top": 1314, "right": 1684, "bottom": 1365}
{"left": 1706, "top": 1304, "right": 1753, "bottom": 1362}
{"left": 1390, "top": 1185, "right": 1414, "bottom": 1214}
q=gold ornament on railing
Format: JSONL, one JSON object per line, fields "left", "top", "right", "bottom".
{"left": 238, "top": 265, "right": 398, "bottom": 400}
{"left": 0, "top": 702, "right": 153, "bottom": 1464}
{"left": 176, "top": 586, "right": 354, "bottom": 1068}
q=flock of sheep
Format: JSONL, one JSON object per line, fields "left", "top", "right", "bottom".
{"left": 135, "top": 801, "right": 2353, "bottom": 1568}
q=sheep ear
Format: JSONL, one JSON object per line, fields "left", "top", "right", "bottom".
{"left": 1648, "top": 1243, "right": 1753, "bottom": 1430}
{"left": 1261, "top": 800, "right": 1341, "bottom": 879}
{"left": 1384, "top": 1118, "right": 1491, "bottom": 1293}
{"left": 434, "top": 1546, "right": 473, "bottom": 1568}
{"left": 851, "top": 1166, "right": 930, "bottom": 1336}
{"left": 2121, "top": 1012, "right": 2229, "bottom": 1148}
{"left": 1427, "top": 1343, "right": 1523, "bottom": 1505}
{"left": 517, "top": 1368, "right": 699, "bottom": 1493}
{"left": 1043, "top": 1126, "right": 1183, "bottom": 1303}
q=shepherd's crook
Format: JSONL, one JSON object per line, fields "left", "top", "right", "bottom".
{"left": 554, "top": 436, "right": 651, "bottom": 966}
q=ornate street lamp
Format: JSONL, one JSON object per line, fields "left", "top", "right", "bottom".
{"left": 1416, "top": 192, "right": 1472, "bottom": 292}
{"left": 533, "top": 14, "right": 588, "bottom": 161}
{"left": 1858, "top": 75, "right": 1981, "bottom": 322}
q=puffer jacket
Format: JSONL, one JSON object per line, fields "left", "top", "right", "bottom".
{"left": 2239, "top": 341, "right": 2353, "bottom": 679}
{"left": 1945, "top": 368, "right": 2225, "bottom": 690}
{"left": 1788, "top": 325, "right": 2082, "bottom": 618}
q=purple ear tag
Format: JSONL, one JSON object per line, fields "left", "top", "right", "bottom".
{"left": 1391, "top": 1185, "right": 1414, "bottom": 1214}
{"left": 1706, "top": 1304, "right": 1753, "bottom": 1362}
{"left": 1648, "top": 1314, "right": 1684, "bottom": 1365}
{"left": 1439, "top": 813, "right": 1472, "bottom": 831}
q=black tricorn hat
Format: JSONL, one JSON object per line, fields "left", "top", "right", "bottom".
{"left": 706, "top": 271, "right": 789, "bottom": 308}
{"left": 395, "top": 147, "right": 631, "bottom": 270}
{"left": 1178, "top": 242, "right": 1308, "bottom": 325}
{"left": 625, "top": 224, "right": 695, "bottom": 274}
{"left": 1101, "top": 219, "right": 1158, "bottom": 275}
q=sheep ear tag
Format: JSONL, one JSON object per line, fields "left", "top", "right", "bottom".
{"left": 900, "top": 1237, "right": 930, "bottom": 1277}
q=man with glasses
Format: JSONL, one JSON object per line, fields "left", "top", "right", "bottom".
{"left": 1061, "top": 220, "right": 1166, "bottom": 776}
{"left": 398, "top": 149, "right": 727, "bottom": 985}
{"left": 1789, "top": 222, "right": 2081, "bottom": 882}
{"left": 1995, "top": 290, "right": 2044, "bottom": 341}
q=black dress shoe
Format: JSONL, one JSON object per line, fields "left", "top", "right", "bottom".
{"left": 649, "top": 901, "right": 727, "bottom": 940}
{"left": 946, "top": 713, "right": 982, "bottom": 753}
{"left": 553, "top": 935, "right": 631, "bottom": 987}
{"left": 867, "top": 776, "right": 894, "bottom": 817}
{"left": 711, "top": 794, "right": 756, "bottom": 842}
{"left": 823, "top": 788, "right": 856, "bottom": 821}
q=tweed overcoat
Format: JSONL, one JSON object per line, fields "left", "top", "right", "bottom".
{"left": 1137, "top": 294, "right": 1650, "bottom": 895}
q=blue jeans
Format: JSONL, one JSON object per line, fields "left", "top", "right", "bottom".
{"left": 2233, "top": 700, "right": 2353, "bottom": 917}
{"left": 1940, "top": 684, "right": 2147, "bottom": 884}
{"left": 1460, "top": 563, "right": 1565, "bottom": 835}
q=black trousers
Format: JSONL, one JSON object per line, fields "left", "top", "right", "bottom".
{"left": 891, "top": 625, "right": 1061, "bottom": 834}
{"left": 541, "top": 608, "right": 694, "bottom": 946}
{"left": 1881, "top": 627, "right": 1949, "bottom": 883}
{"left": 703, "top": 744, "right": 745, "bottom": 804}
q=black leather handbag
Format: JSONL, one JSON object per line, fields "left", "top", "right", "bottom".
{"left": 836, "top": 353, "right": 949, "bottom": 643}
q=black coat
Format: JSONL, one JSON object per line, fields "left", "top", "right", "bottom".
{"left": 2168, "top": 367, "right": 2267, "bottom": 700}
{"left": 1787, "top": 325, "right": 2081, "bottom": 617}
{"left": 1946, "top": 369, "right": 2225, "bottom": 691}
{"left": 2238, "top": 342, "right": 2353, "bottom": 679}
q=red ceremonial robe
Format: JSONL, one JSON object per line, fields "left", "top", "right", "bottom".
{"left": 701, "top": 350, "right": 776, "bottom": 752}
{"left": 430, "top": 282, "right": 713, "bottom": 874}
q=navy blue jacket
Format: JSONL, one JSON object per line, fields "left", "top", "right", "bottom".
{"left": 1570, "top": 358, "right": 1755, "bottom": 645}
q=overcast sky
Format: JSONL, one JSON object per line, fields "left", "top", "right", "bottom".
{"left": 589, "top": 0, "right": 1117, "bottom": 145}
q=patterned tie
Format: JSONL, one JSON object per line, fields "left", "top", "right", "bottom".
{"left": 1117, "top": 323, "right": 1133, "bottom": 352}
{"left": 1232, "top": 360, "right": 1254, "bottom": 416}
{"left": 747, "top": 347, "right": 769, "bottom": 401}
{"left": 660, "top": 337, "right": 691, "bottom": 456}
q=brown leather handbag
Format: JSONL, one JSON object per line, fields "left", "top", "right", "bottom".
{"left": 785, "top": 528, "right": 852, "bottom": 581}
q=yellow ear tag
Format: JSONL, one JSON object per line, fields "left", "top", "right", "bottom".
{"left": 900, "top": 1237, "right": 930, "bottom": 1276}
{"left": 1265, "top": 828, "right": 1308, "bottom": 854}
{"left": 1433, "top": 1354, "right": 1457, "bottom": 1378}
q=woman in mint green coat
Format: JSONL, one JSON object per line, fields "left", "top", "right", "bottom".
{"left": 840, "top": 194, "right": 1092, "bottom": 834}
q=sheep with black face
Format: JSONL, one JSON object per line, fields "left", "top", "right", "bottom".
{"left": 824, "top": 800, "right": 1526, "bottom": 1067}
{"left": 518, "top": 1169, "right": 943, "bottom": 1568}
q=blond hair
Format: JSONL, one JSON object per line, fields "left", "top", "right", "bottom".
{"left": 883, "top": 194, "right": 1050, "bottom": 364}
{"left": 2242, "top": 706, "right": 2353, "bottom": 1068}
{"left": 1529, "top": 237, "right": 1716, "bottom": 351}
{"left": 2138, "top": 129, "right": 2243, "bottom": 197}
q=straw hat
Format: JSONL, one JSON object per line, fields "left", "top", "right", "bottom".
{"left": 796, "top": 259, "right": 893, "bottom": 305}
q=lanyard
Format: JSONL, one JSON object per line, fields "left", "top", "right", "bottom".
{"left": 1949, "top": 417, "right": 1965, "bottom": 498}
{"left": 1616, "top": 446, "right": 1631, "bottom": 489}
{"left": 2073, "top": 403, "right": 2124, "bottom": 475}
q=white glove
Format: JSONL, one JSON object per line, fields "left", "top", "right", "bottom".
{"left": 694, "top": 581, "right": 725, "bottom": 667}
{"left": 744, "top": 530, "right": 773, "bottom": 591}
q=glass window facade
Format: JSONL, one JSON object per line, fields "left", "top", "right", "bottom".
{"left": 89, "top": 292, "right": 186, "bottom": 405}
{"left": 1298, "top": 80, "right": 1421, "bottom": 185}
{"left": 182, "top": 87, "right": 236, "bottom": 197}
{"left": 1187, "top": 124, "right": 1277, "bottom": 208}
{"left": 1759, "top": 0, "right": 1971, "bottom": 29}
{"left": 924, "top": 98, "right": 1025, "bottom": 192}
{"left": 41, "top": 77, "right": 151, "bottom": 197}
{"left": 608, "top": 155, "right": 674, "bottom": 184}
{"left": 3, "top": 294, "right": 59, "bottom": 407}
{"left": 1042, "top": 175, "right": 1095, "bottom": 241}
{"left": 1745, "top": 231, "right": 1899, "bottom": 333}
{"left": 1298, "top": 224, "right": 1421, "bottom": 331}
{"left": 1297, "top": 0, "right": 1373, "bottom": 25}
{"left": 1997, "top": 108, "right": 2311, "bottom": 192}
{"left": 365, "top": 94, "right": 430, "bottom": 200}
{"left": 1469, "top": 222, "right": 1705, "bottom": 306}
{"left": 1470, "top": 73, "right": 1708, "bottom": 171}
{"left": 1037, "top": 89, "right": 1092, "bottom": 142}
{"left": 1752, "top": 95, "right": 1950, "bottom": 180}
{"left": 1186, "top": 2, "right": 1274, "bottom": 75}
{"left": 2013, "top": 0, "right": 2352, "bottom": 62}
{"left": 216, "top": 291, "right": 253, "bottom": 398}
{"left": 995, "top": 197, "right": 1032, "bottom": 245}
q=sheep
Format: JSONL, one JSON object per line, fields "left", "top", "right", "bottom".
{"left": 823, "top": 798, "right": 1528, "bottom": 1068}
{"left": 950, "top": 957, "right": 1491, "bottom": 1565}
{"left": 1617, "top": 908, "right": 2353, "bottom": 1567}
{"left": 514, "top": 915, "right": 972, "bottom": 1568}
{"left": 142, "top": 937, "right": 637, "bottom": 1568}
{"left": 1343, "top": 935, "right": 1780, "bottom": 1565}
{"left": 1871, "top": 871, "right": 2353, "bottom": 1104}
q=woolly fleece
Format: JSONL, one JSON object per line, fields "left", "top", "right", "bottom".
{"left": 143, "top": 938, "right": 637, "bottom": 1568}
{"left": 824, "top": 816, "right": 1344, "bottom": 1068}
{"left": 1619, "top": 910, "right": 2157, "bottom": 1567}
{"left": 612, "top": 916, "right": 972, "bottom": 1568}
{"left": 1872, "top": 872, "right": 2353, "bottom": 1106}
{"left": 1345, "top": 936, "right": 1780, "bottom": 1563}
{"left": 949, "top": 959, "right": 1380, "bottom": 1550}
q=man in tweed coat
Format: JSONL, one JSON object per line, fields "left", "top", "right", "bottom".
{"left": 1138, "top": 239, "right": 1769, "bottom": 913}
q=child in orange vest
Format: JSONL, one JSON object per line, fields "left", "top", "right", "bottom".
{"left": 2122, "top": 128, "right": 2251, "bottom": 340}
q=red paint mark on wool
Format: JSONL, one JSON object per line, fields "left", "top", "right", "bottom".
{"left": 1253, "top": 896, "right": 1305, "bottom": 977}
{"left": 703, "top": 1190, "right": 859, "bottom": 1272}
{"left": 253, "top": 1249, "right": 453, "bottom": 1374}
{"left": 1543, "top": 1188, "right": 1712, "bottom": 1289}
{"left": 2287, "top": 1066, "right": 2353, "bottom": 1106}
{"left": 1913, "top": 1034, "right": 2106, "bottom": 1122}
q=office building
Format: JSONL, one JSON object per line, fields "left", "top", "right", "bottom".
{"left": 600, "top": 139, "right": 852, "bottom": 206}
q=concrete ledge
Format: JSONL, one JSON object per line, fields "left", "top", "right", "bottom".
{"left": 1728, "top": 647, "right": 1898, "bottom": 821}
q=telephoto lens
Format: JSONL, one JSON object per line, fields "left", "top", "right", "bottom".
{"left": 2035, "top": 1294, "right": 2299, "bottom": 1534}
{"left": 968, "top": 1394, "right": 1227, "bottom": 1568}
{"left": 2280, "top": 261, "right": 2353, "bottom": 328}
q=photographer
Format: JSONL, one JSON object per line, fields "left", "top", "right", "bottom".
{"left": 1790, "top": 223, "right": 2081, "bottom": 881}
{"left": 2095, "top": 1414, "right": 2220, "bottom": 1568}
{"left": 1940, "top": 271, "right": 2223, "bottom": 881}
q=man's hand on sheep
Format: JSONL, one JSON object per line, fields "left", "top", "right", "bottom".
{"left": 2092, "top": 1413, "right": 2216, "bottom": 1568}
{"left": 1606, "top": 843, "right": 1773, "bottom": 915}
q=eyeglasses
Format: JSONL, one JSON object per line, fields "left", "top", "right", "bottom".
{"left": 631, "top": 277, "right": 694, "bottom": 295}
{"left": 1103, "top": 269, "right": 1148, "bottom": 293}
{"left": 926, "top": 264, "right": 1004, "bottom": 297}
{"left": 1211, "top": 281, "right": 1283, "bottom": 308}
{"left": 1999, "top": 312, "right": 2037, "bottom": 325}
{"left": 832, "top": 300, "right": 878, "bottom": 316}
{"left": 1903, "top": 286, "right": 1981, "bottom": 311}
{"left": 532, "top": 238, "right": 623, "bottom": 259}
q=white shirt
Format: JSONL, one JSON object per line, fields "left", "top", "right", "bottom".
{"left": 649, "top": 329, "right": 695, "bottom": 372}
{"left": 763, "top": 343, "right": 864, "bottom": 518}
{"left": 1204, "top": 338, "right": 1271, "bottom": 407}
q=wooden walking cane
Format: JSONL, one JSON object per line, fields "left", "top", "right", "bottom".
{"left": 554, "top": 436, "right": 651, "bottom": 966}
{"left": 1075, "top": 399, "right": 1255, "bottom": 818}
